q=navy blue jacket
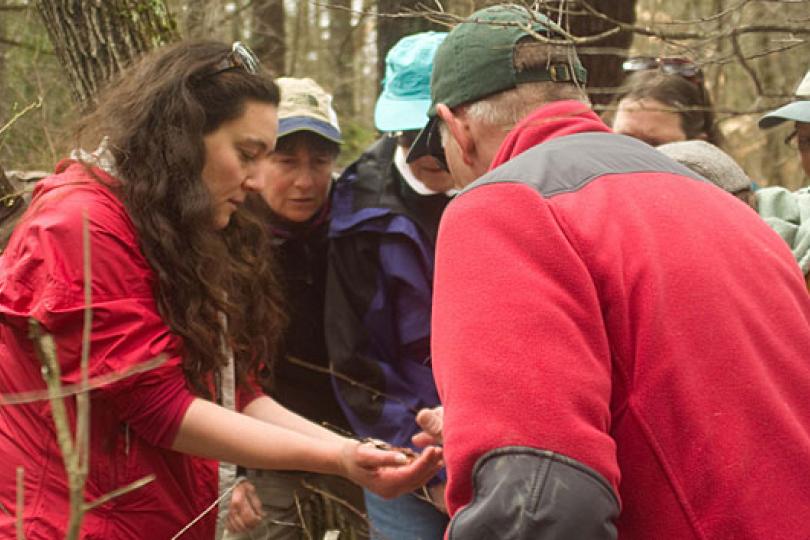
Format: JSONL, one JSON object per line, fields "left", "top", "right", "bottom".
{"left": 325, "top": 136, "right": 450, "bottom": 454}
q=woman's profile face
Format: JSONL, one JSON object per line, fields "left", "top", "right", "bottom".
{"left": 202, "top": 100, "right": 279, "bottom": 229}
{"left": 612, "top": 97, "right": 689, "bottom": 147}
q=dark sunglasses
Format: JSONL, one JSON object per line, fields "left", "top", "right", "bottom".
{"left": 622, "top": 56, "right": 704, "bottom": 86}
{"left": 204, "top": 41, "right": 260, "bottom": 78}
{"left": 424, "top": 121, "right": 449, "bottom": 172}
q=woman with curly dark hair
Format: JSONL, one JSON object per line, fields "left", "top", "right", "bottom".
{"left": 0, "top": 41, "right": 441, "bottom": 539}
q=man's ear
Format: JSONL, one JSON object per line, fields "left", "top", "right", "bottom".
{"left": 436, "top": 103, "right": 476, "bottom": 166}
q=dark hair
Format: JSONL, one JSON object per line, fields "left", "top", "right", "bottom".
{"left": 615, "top": 70, "right": 724, "bottom": 147}
{"left": 275, "top": 130, "right": 340, "bottom": 159}
{"left": 75, "top": 40, "right": 286, "bottom": 396}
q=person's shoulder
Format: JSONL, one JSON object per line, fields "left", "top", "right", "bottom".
{"left": 29, "top": 161, "right": 130, "bottom": 230}
{"left": 9, "top": 161, "right": 137, "bottom": 260}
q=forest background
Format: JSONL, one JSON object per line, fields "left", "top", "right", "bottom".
{"left": 1, "top": 0, "right": 809, "bottom": 190}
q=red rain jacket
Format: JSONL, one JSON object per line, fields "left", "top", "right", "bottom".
{"left": 0, "top": 161, "right": 254, "bottom": 539}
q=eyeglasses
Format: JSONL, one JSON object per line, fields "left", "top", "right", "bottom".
{"left": 622, "top": 56, "right": 704, "bottom": 86}
{"left": 205, "top": 41, "right": 260, "bottom": 78}
{"left": 785, "top": 129, "right": 810, "bottom": 152}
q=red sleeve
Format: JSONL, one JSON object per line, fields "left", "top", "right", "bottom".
{"left": 2, "top": 177, "right": 195, "bottom": 448}
{"left": 236, "top": 373, "right": 264, "bottom": 412}
{"left": 431, "top": 182, "right": 619, "bottom": 515}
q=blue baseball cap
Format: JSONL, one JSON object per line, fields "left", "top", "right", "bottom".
{"left": 374, "top": 31, "right": 448, "bottom": 133}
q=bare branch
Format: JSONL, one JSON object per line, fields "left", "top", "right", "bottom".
{"left": 286, "top": 356, "right": 420, "bottom": 415}
{"left": 0, "top": 98, "right": 43, "bottom": 140}
{"left": 0, "top": 355, "right": 167, "bottom": 406}
{"left": 83, "top": 475, "right": 156, "bottom": 512}
{"left": 15, "top": 467, "right": 24, "bottom": 540}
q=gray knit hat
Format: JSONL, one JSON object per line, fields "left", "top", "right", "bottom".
{"left": 657, "top": 140, "right": 752, "bottom": 194}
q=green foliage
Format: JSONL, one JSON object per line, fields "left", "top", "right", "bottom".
{"left": 0, "top": 7, "right": 75, "bottom": 172}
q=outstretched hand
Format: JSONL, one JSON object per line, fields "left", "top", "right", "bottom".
{"left": 412, "top": 406, "right": 444, "bottom": 447}
{"left": 340, "top": 439, "right": 443, "bottom": 499}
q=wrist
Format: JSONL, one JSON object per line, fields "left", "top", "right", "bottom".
{"left": 336, "top": 438, "right": 359, "bottom": 480}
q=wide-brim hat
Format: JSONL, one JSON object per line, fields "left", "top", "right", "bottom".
{"left": 759, "top": 69, "right": 810, "bottom": 129}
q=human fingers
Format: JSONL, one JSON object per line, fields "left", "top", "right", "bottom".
{"left": 415, "top": 407, "right": 444, "bottom": 444}
{"left": 226, "top": 481, "right": 263, "bottom": 533}
{"left": 367, "top": 446, "right": 444, "bottom": 499}
{"left": 353, "top": 440, "right": 413, "bottom": 470}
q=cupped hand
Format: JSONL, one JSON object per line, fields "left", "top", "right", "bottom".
{"left": 225, "top": 479, "right": 265, "bottom": 533}
{"left": 412, "top": 406, "right": 444, "bottom": 447}
{"left": 339, "top": 439, "right": 443, "bottom": 499}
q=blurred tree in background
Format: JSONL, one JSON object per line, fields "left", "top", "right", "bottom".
{"left": 1, "top": 0, "right": 808, "bottom": 187}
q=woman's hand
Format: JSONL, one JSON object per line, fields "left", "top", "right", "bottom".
{"left": 226, "top": 480, "right": 265, "bottom": 533}
{"left": 339, "top": 439, "right": 443, "bottom": 499}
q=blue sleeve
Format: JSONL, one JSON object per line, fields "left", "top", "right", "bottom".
{"left": 325, "top": 220, "right": 442, "bottom": 452}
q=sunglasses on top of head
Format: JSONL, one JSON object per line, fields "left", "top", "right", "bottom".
{"left": 203, "top": 41, "right": 260, "bottom": 79}
{"left": 622, "top": 56, "right": 704, "bottom": 86}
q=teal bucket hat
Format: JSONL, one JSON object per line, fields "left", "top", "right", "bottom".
{"left": 374, "top": 31, "right": 448, "bottom": 132}
{"left": 759, "top": 68, "right": 810, "bottom": 129}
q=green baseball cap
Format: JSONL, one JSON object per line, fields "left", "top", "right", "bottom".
{"left": 407, "top": 4, "right": 587, "bottom": 164}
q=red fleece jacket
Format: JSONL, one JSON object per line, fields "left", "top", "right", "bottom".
{"left": 432, "top": 101, "right": 810, "bottom": 538}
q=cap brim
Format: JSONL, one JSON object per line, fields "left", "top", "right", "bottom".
{"left": 759, "top": 101, "right": 810, "bottom": 129}
{"left": 278, "top": 116, "right": 343, "bottom": 143}
{"left": 406, "top": 116, "right": 439, "bottom": 164}
{"left": 374, "top": 94, "right": 432, "bottom": 132}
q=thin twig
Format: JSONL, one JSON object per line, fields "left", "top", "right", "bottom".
{"left": 294, "top": 492, "right": 314, "bottom": 540}
{"left": 83, "top": 475, "right": 156, "bottom": 511}
{"left": 0, "top": 98, "right": 43, "bottom": 139}
{"left": 76, "top": 209, "right": 92, "bottom": 501}
{"left": 286, "top": 356, "right": 419, "bottom": 415}
{"left": 15, "top": 467, "right": 24, "bottom": 540}
{"left": 0, "top": 355, "right": 167, "bottom": 406}
{"left": 170, "top": 477, "right": 247, "bottom": 539}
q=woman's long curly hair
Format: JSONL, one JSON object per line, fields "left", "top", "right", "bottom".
{"left": 75, "top": 41, "right": 286, "bottom": 396}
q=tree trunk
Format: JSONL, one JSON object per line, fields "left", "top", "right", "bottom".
{"left": 252, "top": 0, "right": 285, "bottom": 76}
{"left": 35, "top": 0, "right": 179, "bottom": 105}
{"left": 563, "top": 0, "right": 637, "bottom": 106}
{"left": 182, "top": 0, "right": 219, "bottom": 39}
{"left": 376, "top": 0, "right": 444, "bottom": 87}
{"left": 329, "top": 0, "right": 354, "bottom": 117}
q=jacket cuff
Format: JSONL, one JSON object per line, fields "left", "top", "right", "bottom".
{"left": 447, "top": 446, "right": 619, "bottom": 540}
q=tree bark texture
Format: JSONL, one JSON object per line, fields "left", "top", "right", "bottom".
{"left": 563, "top": 0, "right": 637, "bottom": 105}
{"left": 35, "top": 0, "right": 179, "bottom": 105}
{"left": 251, "top": 0, "right": 284, "bottom": 76}
{"left": 181, "top": 0, "right": 219, "bottom": 39}
{"left": 329, "top": 0, "right": 354, "bottom": 117}
{"left": 376, "top": 0, "right": 444, "bottom": 87}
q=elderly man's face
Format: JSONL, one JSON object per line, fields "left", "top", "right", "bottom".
{"left": 796, "top": 122, "right": 810, "bottom": 178}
